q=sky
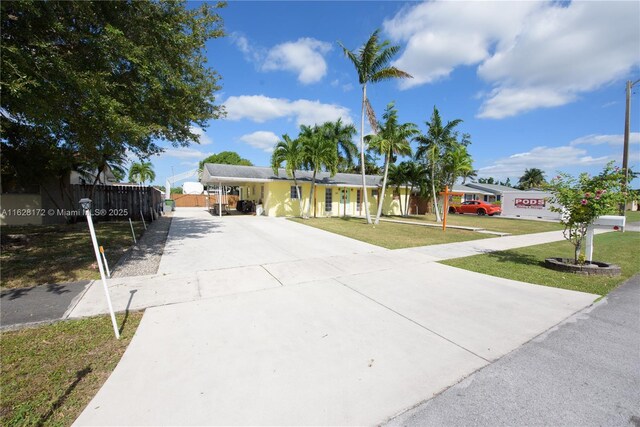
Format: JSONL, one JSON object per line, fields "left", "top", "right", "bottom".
{"left": 149, "top": 0, "right": 640, "bottom": 188}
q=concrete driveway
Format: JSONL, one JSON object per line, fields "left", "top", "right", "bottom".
{"left": 74, "top": 208, "right": 598, "bottom": 426}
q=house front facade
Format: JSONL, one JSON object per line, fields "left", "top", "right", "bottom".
{"left": 201, "top": 164, "right": 409, "bottom": 218}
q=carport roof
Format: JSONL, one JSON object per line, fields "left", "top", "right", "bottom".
{"left": 202, "top": 163, "right": 385, "bottom": 188}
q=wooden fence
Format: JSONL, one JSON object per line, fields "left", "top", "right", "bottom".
{"left": 69, "top": 184, "right": 163, "bottom": 221}
{"left": 171, "top": 193, "right": 239, "bottom": 209}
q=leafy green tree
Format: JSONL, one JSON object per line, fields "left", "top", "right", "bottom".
{"left": 271, "top": 134, "right": 304, "bottom": 216}
{"left": 320, "top": 119, "right": 358, "bottom": 172}
{"left": 478, "top": 177, "right": 496, "bottom": 184}
{"left": 339, "top": 29, "right": 412, "bottom": 224}
{"left": 546, "top": 163, "right": 625, "bottom": 263}
{"left": 171, "top": 187, "right": 184, "bottom": 195}
{"left": 415, "top": 107, "right": 462, "bottom": 222}
{"left": 442, "top": 144, "right": 473, "bottom": 189}
{"left": 365, "top": 103, "right": 417, "bottom": 224}
{"left": 199, "top": 151, "right": 253, "bottom": 170}
{"left": 1, "top": 0, "right": 225, "bottom": 202}
{"left": 300, "top": 125, "right": 338, "bottom": 218}
{"left": 128, "top": 162, "right": 156, "bottom": 185}
{"left": 519, "top": 168, "right": 546, "bottom": 189}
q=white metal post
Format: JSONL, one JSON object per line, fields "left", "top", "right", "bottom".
{"left": 81, "top": 200, "right": 120, "bottom": 339}
{"left": 128, "top": 218, "right": 137, "bottom": 244}
{"left": 219, "top": 181, "right": 222, "bottom": 217}
{"left": 140, "top": 209, "right": 147, "bottom": 230}
{"left": 585, "top": 225, "right": 595, "bottom": 263}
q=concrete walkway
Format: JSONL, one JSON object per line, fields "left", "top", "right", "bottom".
{"left": 72, "top": 208, "right": 604, "bottom": 426}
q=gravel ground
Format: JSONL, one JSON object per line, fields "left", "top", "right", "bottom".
{"left": 111, "top": 213, "right": 173, "bottom": 277}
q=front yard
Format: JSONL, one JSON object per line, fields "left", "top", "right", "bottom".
{"left": 1, "top": 221, "right": 145, "bottom": 289}
{"left": 1, "top": 312, "right": 143, "bottom": 427}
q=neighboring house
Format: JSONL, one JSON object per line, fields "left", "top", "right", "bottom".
{"left": 70, "top": 167, "right": 118, "bottom": 185}
{"left": 464, "top": 183, "right": 517, "bottom": 203}
{"left": 201, "top": 163, "right": 408, "bottom": 218}
{"left": 451, "top": 184, "right": 494, "bottom": 203}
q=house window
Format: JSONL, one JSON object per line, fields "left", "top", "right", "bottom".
{"left": 356, "top": 189, "right": 362, "bottom": 211}
{"left": 290, "top": 185, "right": 302, "bottom": 199}
{"left": 325, "top": 188, "right": 332, "bottom": 212}
{"left": 260, "top": 185, "right": 264, "bottom": 201}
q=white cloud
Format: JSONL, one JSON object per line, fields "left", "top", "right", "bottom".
{"left": 262, "top": 38, "right": 332, "bottom": 84}
{"left": 239, "top": 131, "right": 280, "bottom": 152}
{"left": 162, "top": 148, "right": 213, "bottom": 160}
{"left": 383, "top": 1, "right": 640, "bottom": 118}
{"left": 190, "top": 126, "right": 213, "bottom": 145}
{"left": 230, "top": 32, "right": 263, "bottom": 63}
{"left": 570, "top": 132, "right": 640, "bottom": 147}
{"left": 224, "top": 95, "right": 353, "bottom": 126}
{"left": 478, "top": 145, "right": 611, "bottom": 180}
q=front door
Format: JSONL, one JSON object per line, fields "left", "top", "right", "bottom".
{"left": 341, "top": 189, "right": 352, "bottom": 216}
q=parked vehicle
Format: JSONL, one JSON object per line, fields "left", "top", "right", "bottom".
{"left": 449, "top": 200, "right": 501, "bottom": 216}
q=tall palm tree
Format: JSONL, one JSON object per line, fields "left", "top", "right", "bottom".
{"left": 300, "top": 125, "right": 338, "bottom": 218}
{"left": 415, "top": 107, "right": 462, "bottom": 222}
{"left": 366, "top": 103, "right": 417, "bottom": 224}
{"left": 128, "top": 161, "right": 155, "bottom": 184}
{"left": 518, "top": 168, "right": 546, "bottom": 189}
{"left": 443, "top": 144, "right": 473, "bottom": 189}
{"left": 321, "top": 119, "right": 358, "bottom": 172}
{"left": 271, "top": 134, "right": 304, "bottom": 216}
{"left": 339, "top": 29, "right": 412, "bottom": 224}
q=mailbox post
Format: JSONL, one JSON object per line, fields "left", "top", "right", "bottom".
{"left": 585, "top": 215, "right": 625, "bottom": 262}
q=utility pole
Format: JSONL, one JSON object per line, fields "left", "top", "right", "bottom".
{"left": 623, "top": 79, "right": 640, "bottom": 190}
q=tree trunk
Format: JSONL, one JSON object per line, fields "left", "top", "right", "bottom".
{"left": 307, "top": 170, "right": 317, "bottom": 219}
{"left": 431, "top": 150, "right": 441, "bottom": 222}
{"left": 406, "top": 184, "right": 413, "bottom": 216}
{"left": 293, "top": 173, "right": 303, "bottom": 217}
{"left": 374, "top": 152, "right": 390, "bottom": 224}
{"left": 360, "top": 85, "right": 372, "bottom": 224}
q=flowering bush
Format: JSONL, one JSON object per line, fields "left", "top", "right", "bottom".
{"left": 545, "top": 162, "right": 625, "bottom": 263}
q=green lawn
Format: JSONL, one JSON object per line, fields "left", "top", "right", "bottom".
{"left": 626, "top": 210, "right": 640, "bottom": 223}
{"left": 390, "top": 214, "right": 564, "bottom": 235}
{"left": 1, "top": 221, "right": 145, "bottom": 289}
{"left": 1, "top": 312, "right": 143, "bottom": 427}
{"left": 442, "top": 231, "right": 640, "bottom": 296}
{"left": 290, "top": 217, "right": 490, "bottom": 249}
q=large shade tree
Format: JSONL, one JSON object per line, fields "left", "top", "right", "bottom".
{"left": 339, "top": 29, "right": 412, "bottom": 224}
{"left": 199, "top": 151, "right": 253, "bottom": 170}
{"left": 1, "top": 0, "right": 225, "bottom": 206}
{"left": 365, "top": 103, "right": 417, "bottom": 224}
{"left": 415, "top": 107, "right": 462, "bottom": 222}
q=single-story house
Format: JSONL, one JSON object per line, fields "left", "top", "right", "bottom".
{"left": 464, "top": 183, "right": 517, "bottom": 203}
{"left": 200, "top": 163, "right": 409, "bottom": 217}
{"left": 451, "top": 184, "right": 495, "bottom": 203}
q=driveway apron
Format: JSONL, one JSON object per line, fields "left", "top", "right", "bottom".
{"left": 74, "top": 208, "right": 599, "bottom": 426}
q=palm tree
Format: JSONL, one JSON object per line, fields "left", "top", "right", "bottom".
{"left": 461, "top": 168, "right": 478, "bottom": 184}
{"left": 443, "top": 144, "right": 473, "bottom": 189}
{"left": 300, "top": 125, "right": 338, "bottom": 218}
{"left": 128, "top": 161, "right": 155, "bottom": 184}
{"left": 339, "top": 29, "right": 412, "bottom": 224}
{"left": 387, "top": 162, "right": 407, "bottom": 216}
{"left": 365, "top": 103, "right": 417, "bottom": 224}
{"left": 518, "top": 168, "right": 546, "bottom": 189}
{"left": 414, "top": 107, "right": 462, "bottom": 222}
{"left": 321, "top": 119, "right": 358, "bottom": 172}
{"left": 271, "top": 134, "right": 304, "bottom": 216}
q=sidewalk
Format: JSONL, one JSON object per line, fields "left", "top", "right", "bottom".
{"left": 386, "top": 274, "right": 640, "bottom": 426}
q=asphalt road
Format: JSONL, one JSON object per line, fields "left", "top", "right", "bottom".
{"left": 0, "top": 281, "right": 89, "bottom": 328}
{"left": 386, "top": 274, "right": 640, "bottom": 427}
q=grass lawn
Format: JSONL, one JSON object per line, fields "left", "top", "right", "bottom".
{"left": 1, "top": 221, "right": 145, "bottom": 289}
{"left": 289, "top": 216, "right": 490, "bottom": 249}
{"left": 442, "top": 231, "right": 640, "bottom": 296}
{"left": 389, "top": 213, "right": 564, "bottom": 235}
{"left": 1, "top": 312, "right": 143, "bottom": 427}
{"left": 626, "top": 210, "right": 640, "bottom": 223}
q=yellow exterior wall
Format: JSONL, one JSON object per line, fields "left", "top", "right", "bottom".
{"left": 0, "top": 194, "right": 44, "bottom": 226}
{"left": 263, "top": 182, "right": 409, "bottom": 218}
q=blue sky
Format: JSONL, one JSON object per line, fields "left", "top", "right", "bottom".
{"left": 149, "top": 0, "right": 640, "bottom": 188}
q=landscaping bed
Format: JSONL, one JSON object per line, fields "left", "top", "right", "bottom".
{"left": 1, "top": 221, "right": 145, "bottom": 289}
{"left": 0, "top": 312, "right": 143, "bottom": 427}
